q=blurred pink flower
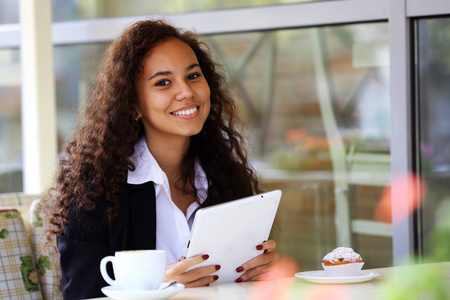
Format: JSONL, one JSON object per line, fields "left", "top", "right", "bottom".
{"left": 374, "top": 173, "right": 426, "bottom": 224}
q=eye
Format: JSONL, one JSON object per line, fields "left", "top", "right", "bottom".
{"left": 187, "top": 72, "right": 202, "bottom": 80}
{"left": 155, "top": 79, "right": 170, "bottom": 87}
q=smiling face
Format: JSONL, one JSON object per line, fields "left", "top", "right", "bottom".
{"left": 135, "top": 38, "right": 211, "bottom": 148}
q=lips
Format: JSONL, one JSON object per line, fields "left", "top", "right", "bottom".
{"left": 171, "top": 106, "right": 198, "bottom": 116}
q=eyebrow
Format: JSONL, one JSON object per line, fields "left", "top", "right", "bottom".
{"left": 149, "top": 63, "right": 200, "bottom": 80}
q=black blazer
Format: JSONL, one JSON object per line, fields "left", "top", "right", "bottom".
{"left": 58, "top": 181, "right": 157, "bottom": 300}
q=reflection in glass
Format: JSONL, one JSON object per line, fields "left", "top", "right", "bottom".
{"left": 416, "top": 18, "right": 450, "bottom": 262}
{"left": 0, "top": 48, "right": 22, "bottom": 192}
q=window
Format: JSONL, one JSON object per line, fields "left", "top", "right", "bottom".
{"left": 51, "top": 0, "right": 331, "bottom": 22}
{"left": 54, "top": 44, "right": 109, "bottom": 149}
{"left": 415, "top": 17, "right": 450, "bottom": 262}
{"left": 0, "top": 48, "right": 22, "bottom": 192}
{"left": 0, "top": 0, "right": 18, "bottom": 24}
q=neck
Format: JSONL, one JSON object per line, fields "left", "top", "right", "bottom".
{"left": 144, "top": 134, "right": 190, "bottom": 181}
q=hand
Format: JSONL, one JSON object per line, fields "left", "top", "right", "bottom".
{"left": 164, "top": 254, "right": 221, "bottom": 287}
{"left": 234, "top": 240, "right": 280, "bottom": 282}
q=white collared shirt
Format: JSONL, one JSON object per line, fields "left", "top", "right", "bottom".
{"left": 128, "top": 136, "right": 208, "bottom": 264}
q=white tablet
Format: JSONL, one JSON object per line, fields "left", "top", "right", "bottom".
{"left": 184, "top": 189, "right": 281, "bottom": 285}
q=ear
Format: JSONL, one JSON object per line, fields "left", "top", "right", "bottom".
{"left": 135, "top": 108, "right": 143, "bottom": 121}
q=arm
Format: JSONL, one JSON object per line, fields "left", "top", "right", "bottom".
{"left": 58, "top": 234, "right": 110, "bottom": 299}
{"left": 58, "top": 204, "right": 111, "bottom": 300}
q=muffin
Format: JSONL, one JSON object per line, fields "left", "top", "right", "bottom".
{"left": 321, "top": 247, "right": 364, "bottom": 277}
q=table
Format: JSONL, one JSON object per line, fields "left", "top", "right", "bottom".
{"left": 89, "top": 262, "right": 450, "bottom": 300}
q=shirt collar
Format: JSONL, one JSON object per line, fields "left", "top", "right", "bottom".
{"left": 127, "top": 136, "right": 208, "bottom": 204}
{"left": 127, "top": 136, "right": 166, "bottom": 186}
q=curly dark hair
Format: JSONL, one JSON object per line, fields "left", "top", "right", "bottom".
{"left": 42, "top": 19, "right": 260, "bottom": 236}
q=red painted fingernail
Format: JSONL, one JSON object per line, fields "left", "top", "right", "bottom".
{"left": 202, "top": 254, "right": 209, "bottom": 260}
{"left": 256, "top": 244, "right": 263, "bottom": 250}
{"left": 213, "top": 275, "right": 219, "bottom": 281}
{"left": 236, "top": 278, "right": 243, "bottom": 283}
{"left": 215, "top": 265, "right": 221, "bottom": 270}
{"left": 236, "top": 266, "right": 244, "bottom": 272}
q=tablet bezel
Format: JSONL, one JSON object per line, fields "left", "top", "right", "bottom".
{"left": 184, "top": 190, "right": 281, "bottom": 285}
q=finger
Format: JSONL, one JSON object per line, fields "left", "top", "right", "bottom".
{"left": 166, "top": 256, "right": 186, "bottom": 269}
{"left": 244, "top": 271, "right": 269, "bottom": 282}
{"left": 171, "top": 254, "right": 210, "bottom": 274}
{"left": 236, "top": 252, "right": 283, "bottom": 282}
{"left": 171, "top": 264, "right": 221, "bottom": 285}
{"left": 164, "top": 254, "right": 211, "bottom": 282}
{"left": 236, "top": 250, "right": 279, "bottom": 276}
{"left": 236, "top": 263, "right": 272, "bottom": 282}
{"left": 256, "top": 240, "right": 276, "bottom": 253}
{"left": 184, "top": 264, "right": 221, "bottom": 280}
{"left": 184, "top": 274, "right": 219, "bottom": 288}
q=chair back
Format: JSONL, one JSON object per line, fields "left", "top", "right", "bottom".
{"left": 0, "top": 208, "right": 43, "bottom": 299}
{"left": 28, "top": 199, "right": 63, "bottom": 300}
{"left": 0, "top": 193, "right": 63, "bottom": 299}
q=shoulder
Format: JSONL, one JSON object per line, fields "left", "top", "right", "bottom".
{"left": 64, "top": 184, "right": 132, "bottom": 239}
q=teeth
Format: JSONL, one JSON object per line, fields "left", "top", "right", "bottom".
{"left": 172, "top": 107, "right": 197, "bottom": 116}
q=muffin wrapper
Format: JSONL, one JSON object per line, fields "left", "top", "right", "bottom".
{"left": 321, "top": 262, "right": 364, "bottom": 277}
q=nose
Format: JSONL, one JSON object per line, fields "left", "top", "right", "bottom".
{"left": 175, "top": 80, "right": 194, "bottom": 101}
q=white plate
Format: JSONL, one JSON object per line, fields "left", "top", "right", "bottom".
{"left": 295, "top": 270, "right": 380, "bottom": 284}
{"left": 101, "top": 282, "right": 184, "bottom": 300}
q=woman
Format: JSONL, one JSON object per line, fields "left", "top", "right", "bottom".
{"left": 42, "top": 19, "right": 279, "bottom": 299}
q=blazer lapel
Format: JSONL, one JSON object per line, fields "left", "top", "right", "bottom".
{"left": 128, "top": 181, "right": 157, "bottom": 249}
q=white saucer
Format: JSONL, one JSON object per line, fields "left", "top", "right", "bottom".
{"left": 295, "top": 270, "right": 380, "bottom": 284}
{"left": 101, "top": 282, "right": 184, "bottom": 300}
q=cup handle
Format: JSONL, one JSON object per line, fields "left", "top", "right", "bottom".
{"left": 100, "top": 256, "right": 118, "bottom": 287}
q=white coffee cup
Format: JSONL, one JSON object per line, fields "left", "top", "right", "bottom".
{"left": 100, "top": 250, "right": 167, "bottom": 290}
